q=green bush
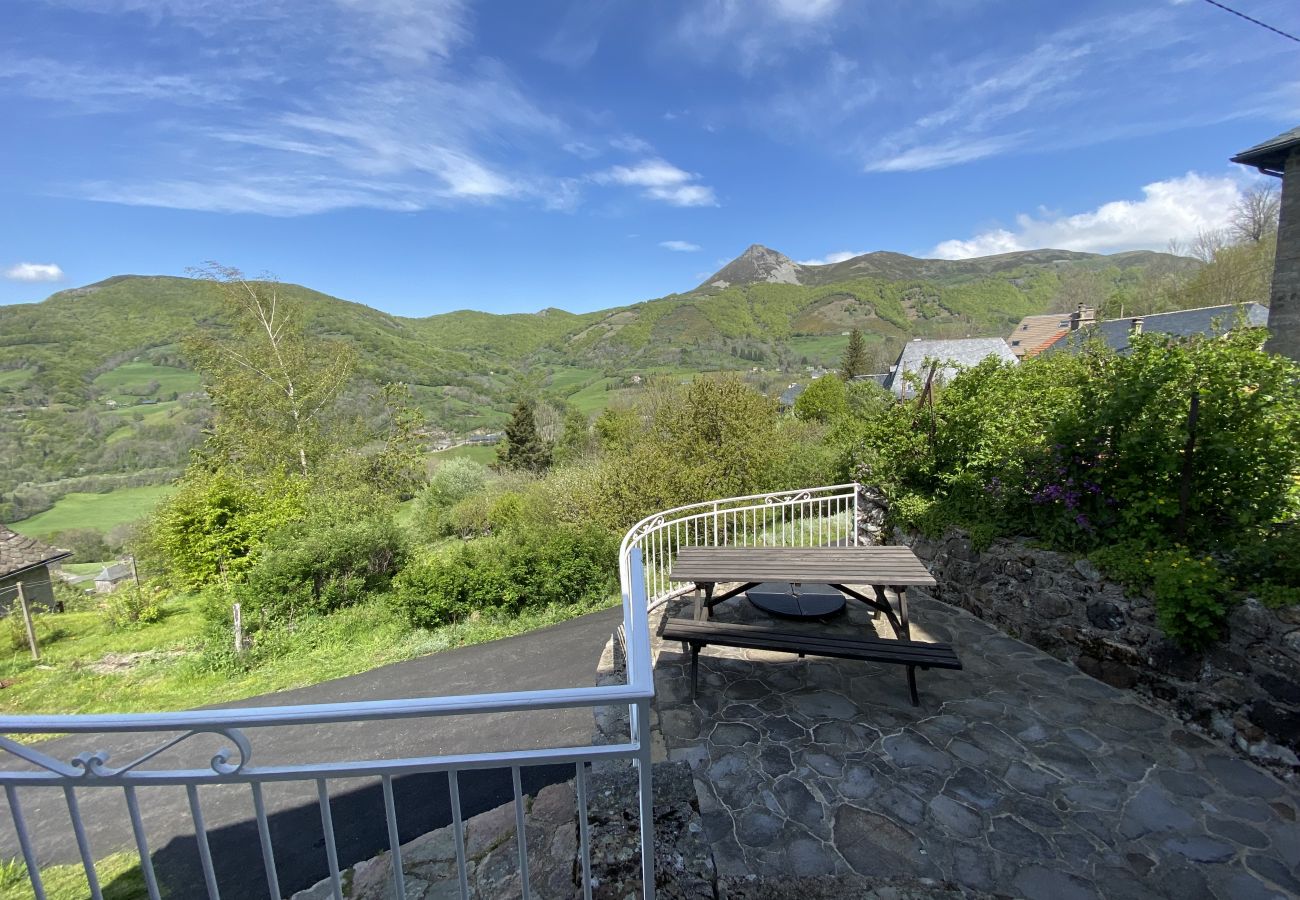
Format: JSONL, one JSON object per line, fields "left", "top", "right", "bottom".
{"left": 236, "top": 504, "right": 406, "bottom": 626}
{"left": 411, "top": 457, "right": 489, "bottom": 538}
{"left": 393, "top": 524, "right": 617, "bottom": 629}
{"left": 1150, "top": 549, "right": 1231, "bottom": 651}
{"left": 102, "top": 582, "right": 165, "bottom": 628}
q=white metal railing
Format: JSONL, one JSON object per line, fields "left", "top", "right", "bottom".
{"left": 0, "top": 549, "right": 658, "bottom": 900}
{"left": 619, "top": 483, "right": 861, "bottom": 612}
{"left": 0, "top": 483, "right": 860, "bottom": 900}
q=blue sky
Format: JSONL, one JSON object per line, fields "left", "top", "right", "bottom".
{"left": 1, "top": 0, "right": 1297, "bottom": 315}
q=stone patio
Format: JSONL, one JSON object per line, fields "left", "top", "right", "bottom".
{"left": 650, "top": 587, "right": 1300, "bottom": 900}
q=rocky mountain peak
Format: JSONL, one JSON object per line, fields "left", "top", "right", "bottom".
{"left": 701, "top": 244, "right": 803, "bottom": 290}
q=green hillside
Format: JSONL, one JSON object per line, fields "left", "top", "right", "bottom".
{"left": 0, "top": 246, "right": 1197, "bottom": 507}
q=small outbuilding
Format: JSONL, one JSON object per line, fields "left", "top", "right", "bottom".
{"left": 0, "top": 525, "right": 70, "bottom": 612}
{"left": 93, "top": 562, "right": 134, "bottom": 594}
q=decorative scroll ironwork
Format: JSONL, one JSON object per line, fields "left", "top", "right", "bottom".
{"left": 763, "top": 490, "right": 814, "bottom": 505}
{"left": 0, "top": 728, "right": 252, "bottom": 781}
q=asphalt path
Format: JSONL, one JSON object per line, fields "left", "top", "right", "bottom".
{"left": 1, "top": 606, "right": 622, "bottom": 897}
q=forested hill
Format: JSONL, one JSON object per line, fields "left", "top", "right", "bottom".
{"left": 0, "top": 246, "right": 1196, "bottom": 498}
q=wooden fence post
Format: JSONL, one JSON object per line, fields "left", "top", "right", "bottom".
{"left": 233, "top": 602, "right": 245, "bottom": 653}
{"left": 16, "top": 582, "right": 39, "bottom": 661}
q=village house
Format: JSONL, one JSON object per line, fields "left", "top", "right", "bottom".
{"left": 884, "top": 337, "right": 1018, "bottom": 399}
{"left": 1046, "top": 302, "right": 1269, "bottom": 355}
{"left": 1006, "top": 303, "right": 1096, "bottom": 358}
{"left": 0, "top": 526, "right": 70, "bottom": 612}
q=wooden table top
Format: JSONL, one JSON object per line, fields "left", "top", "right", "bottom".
{"left": 668, "top": 546, "right": 936, "bottom": 587}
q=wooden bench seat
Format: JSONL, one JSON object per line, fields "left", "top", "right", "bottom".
{"left": 662, "top": 618, "right": 962, "bottom": 706}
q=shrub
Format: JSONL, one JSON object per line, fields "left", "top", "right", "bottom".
{"left": 140, "top": 469, "right": 308, "bottom": 590}
{"left": 102, "top": 582, "right": 166, "bottom": 628}
{"left": 411, "top": 457, "right": 489, "bottom": 538}
{"left": 393, "top": 524, "right": 617, "bottom": 629}
{"left": 793, "top": 376, "right": 848, "bottom": 423}
{"left": 237, "top": 504, "right": 406, "bottom": 625}
{"left": 1150, "top": 549, "right": 1231, "bottom": 651}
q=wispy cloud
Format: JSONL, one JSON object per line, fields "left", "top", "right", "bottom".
{"left": 931, "top": 172, "right": 1243, "bottom": 258}
{"left": 865, "top": 135, "right": 1026, "bottom": 173}
{"left": 593, "top": 158, "right": 718, "bottom": 207}
{"left": 797, "top": 250, "right": 864, "bottom": 266}
{"left": 4, "top": 262, "right": 64, "bottom": 282}
{"left": 672, "top": 0, "right": 843, "bottom": 72}
{"left": 660, "top": 240, "right": 701, "bottom": 252}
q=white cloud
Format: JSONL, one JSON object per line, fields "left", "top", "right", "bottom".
{"left": 332, "top": 0, "right": 470, "bottom": 64}
{"left": 673, "top": 0, "right": 843, "bottom": 72}
{"left": 4, "top": 262, "right": 64, "bottom": 282}
{"left": 865, "top": 135, "right": 1025, "bottom": 173}
{"left": 797, "top": 250, "right": 865, "bottom": 266}
{"left": 592, "top": 158, "right": 718, "bottom": 207}
{"left": 931, "top": 172, "right": 1243, "bottom": 259}
{"left": 660, "top": 240, "right": 701, "bottom": 252}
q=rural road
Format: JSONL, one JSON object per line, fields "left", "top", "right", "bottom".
{"left": 0, "top": 606, "right": 623, "bottom": 897}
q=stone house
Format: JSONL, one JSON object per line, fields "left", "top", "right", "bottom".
{"left": 1232, "top": 124, "right": 1300, "bottom": 362}
{"left": 1007, "top": 304, "right": 1096, "bottom": 358}
{"left": 1047, "top": 302, "right": 1270, "bottom": 356}
{"left": 884, "top": 337, "right": 1018, "bottom": 399}
{"left": 93, "top": 561, "right": 134, "bottom": 594}
{"left": 0, "top": 525, "right": 70, "bottom": 612}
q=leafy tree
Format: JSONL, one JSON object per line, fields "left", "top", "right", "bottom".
{"left": 496, "top": 399, "right": 552, "bottom": 473}
{"left": 793, "top": 375, "right": 848, "bottom": 423}
{"left": 185, "top": 264, "right": 354, "bottom": 477}
{"left": 553, "top": 408, "right": 597, "bottom": 464}
{"left": 840, "top": 329, "right": 869, "bottom": 380}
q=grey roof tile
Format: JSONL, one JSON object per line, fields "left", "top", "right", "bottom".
{"left": 888, "top": 338, "right": 1018, "bottom": 397}
{"left": 0, "top": 526, "right": 70, "bottom": 579}
{"left": 1049, "top": 303, "right": 1268, "bottom": 355}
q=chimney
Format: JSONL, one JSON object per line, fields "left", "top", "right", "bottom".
{"left": 1069, "top": 303, "right": 1096, "bottom": 332}
{"left": 1130, "top": 317, "right": 1144, "bottom": 336}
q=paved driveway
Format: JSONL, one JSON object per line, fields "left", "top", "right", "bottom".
{"left": 0, "top": 607, "right": 622, "bottom": 897}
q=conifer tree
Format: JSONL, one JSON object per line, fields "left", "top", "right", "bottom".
{"left": 497, "top": 399, "right": 552, "bottom": 473}
{"left": 840, "top": 328, "right": 869, "bottom": 380}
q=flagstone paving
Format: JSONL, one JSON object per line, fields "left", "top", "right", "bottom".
{"left": 650, "top": 588, "right": 1300, "bottom": 900}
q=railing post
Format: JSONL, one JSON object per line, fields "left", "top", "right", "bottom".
{"left": 852, "top": 482, "right": 862, "bottom": 546}
{"left": 636, "top": 696, "right": 655, "bottom": 900}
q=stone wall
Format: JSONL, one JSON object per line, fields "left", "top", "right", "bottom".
{"left": 895, "top": 527, "right": 1300, "bottom": 770}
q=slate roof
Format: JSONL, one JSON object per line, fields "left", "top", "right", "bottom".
{"left": 778, "top": 383, "right": 806, "bottom": 407}
{"left": 0, "top": 526, "right": 70, "bottom": 579}
{"left": 1232, "top": 125, "right": 1300, "bottom": 173}
{"left": 886, "top": 338, "right": 1018, "bottom": 398}
{"left": 95, "top": 562, "right": 133, "bottom": 583}
{"left": 1049, "top": 303, "right": 1269, "bottom": 355}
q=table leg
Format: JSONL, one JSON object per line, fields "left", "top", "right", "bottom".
{"left": 895, "top": 586, "right": 911, "bottom": 641}
{"left": 694, "top": 582, "right": 715, "bottom": 622}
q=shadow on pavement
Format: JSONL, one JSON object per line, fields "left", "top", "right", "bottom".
{"left": 100, "top": 764, "right": 572, "bottom": 898}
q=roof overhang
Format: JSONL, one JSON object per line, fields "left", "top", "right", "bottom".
{"left": 1230, "top": 125, "right": 1300, "bottom": 177}
{"left": 1, "top": 550, "right": 73, "bottom": 582}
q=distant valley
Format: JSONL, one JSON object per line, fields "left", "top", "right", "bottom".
{"left": 0, "top": 244, "right": 1197, "bottom": 514}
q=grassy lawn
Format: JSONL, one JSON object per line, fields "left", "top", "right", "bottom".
{"left": 104, "top": 399, "right": 181, "bottom": 419}
{"left": 567, "top": 379, "right": 640, "bottom": 415}
{"left": 545, "top": 365, "right": 603, "bottom": 396}
{"left": 431, "top": 443, "right": 498, "bottom": 466}
{"left": 93, "top": 362, "right": 200, "bottom": 402}
{"left": 9, "top": 485, "right": 175, "bottom": 538}
{"left": 0, "top": 368, "right": 34, "bottom": 389}
{"left": 0, "top": 591, "right": 620, "bottom": 719}
{"left": 59, "top": 561, "right": 109, "bottom": 576}
{"left": 1, "top": 851, "right": 148, "bottom": 900}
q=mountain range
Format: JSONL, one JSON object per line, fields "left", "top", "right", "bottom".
{"left": 0, "top": 244, "right": 1196, "bottom": 492}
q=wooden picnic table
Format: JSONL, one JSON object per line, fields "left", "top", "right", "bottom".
{"left": 668, "top": 545, "right": 936, "bottom": 641}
